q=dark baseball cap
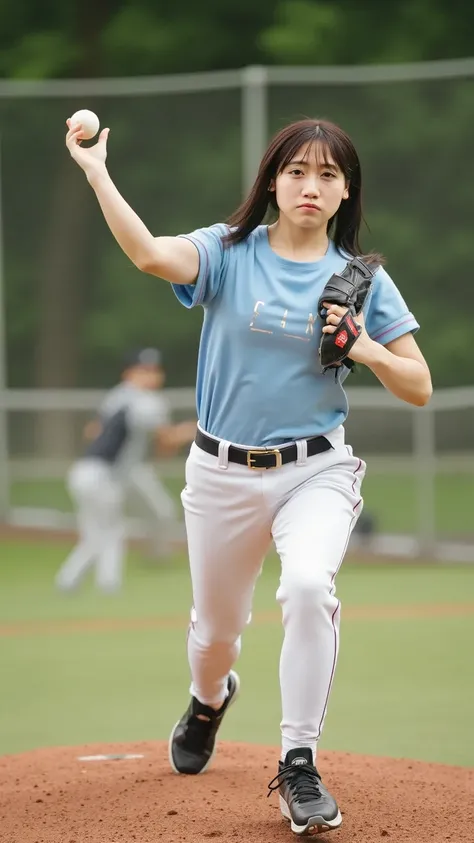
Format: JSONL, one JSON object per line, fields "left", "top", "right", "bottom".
{"left": 123, "top": 347, "right": 163, "bottom": 369}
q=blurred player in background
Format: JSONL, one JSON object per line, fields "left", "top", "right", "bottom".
{"left": 55, "top": 347, "right": 196, "bottom": 593}
{"left": 93, "top": 348, "right": 188, "bottom": 558}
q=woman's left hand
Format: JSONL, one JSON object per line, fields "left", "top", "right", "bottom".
{"left": 321, "top": 302, "right": 377, "bottom": 366}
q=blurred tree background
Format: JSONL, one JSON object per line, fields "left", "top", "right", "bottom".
{"left": 0, "top": 0, "right": 473, "bottom": 395}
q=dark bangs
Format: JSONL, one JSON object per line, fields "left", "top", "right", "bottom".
{"left": 275, "top": 122, "right": 358, "bottom": 180}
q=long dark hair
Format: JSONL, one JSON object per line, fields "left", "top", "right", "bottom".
{"left": 223, "top": 118, "right": 383, "bottom": 265}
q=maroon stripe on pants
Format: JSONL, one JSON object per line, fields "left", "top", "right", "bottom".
{"left": 316, "top": 454, "right": 364, "bottom": 738}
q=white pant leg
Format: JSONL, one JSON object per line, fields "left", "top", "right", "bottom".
{"left": 181, "top": 443, "right": 272, "bottom": 706}
{"left": 129, "top": 463, "right": 177, "bottom": 521}
{"left": 55, "top": 508, "right": 97, "bottom": 590}
{"left": 93, "top": 478, "right": 126, "bottom": 593}
{"left": 55, "top": 461, "right": 125, "bottom": 592}
{"left": 271, "top": 446, "right": 366, "bottom": 759}
{"left": 55, "top": 462, "right": 103, "bottom": 590}
{"left": 129, "top": 462, "right": 178, "bottom": 553}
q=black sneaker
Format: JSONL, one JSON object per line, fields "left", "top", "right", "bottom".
{"left": 267, "top": 747, "right": 342, "bottom": 835}
{"left": 168, "top": 670, "right": 240, "bottom": 775}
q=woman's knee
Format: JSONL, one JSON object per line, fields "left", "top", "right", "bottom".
{"left": 189, "top": 605, "right": 251, "bottom": 646}
{"left": 277, "top": 570, "right": 336, "bottom": 610}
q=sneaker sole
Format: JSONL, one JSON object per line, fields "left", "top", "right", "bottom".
{"left": 168, "top": 670, "right": 240, "bottom": 775}
{"left": 280, "top": 795, "right": 342, "bottom": 835}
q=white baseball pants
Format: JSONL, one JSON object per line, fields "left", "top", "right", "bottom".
{"left": 181, "top": 427, "right": 366, "bottom": 758}
{"left": 55, "top": 459, "right": 125, "bottom": 593}
{"left": 128, "top": 463, "right": 179, "bottom": 554}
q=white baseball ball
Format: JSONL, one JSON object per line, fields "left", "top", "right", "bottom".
{"left": 69, "top": 109, "right": 100, "bottom": 140}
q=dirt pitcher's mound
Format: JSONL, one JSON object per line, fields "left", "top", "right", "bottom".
{"left": 0, "top": 741, "right": 472, "bottom": 843}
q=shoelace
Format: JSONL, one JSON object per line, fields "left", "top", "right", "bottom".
{"left": 267, "top": 763, "right": 322, "bottom": 804}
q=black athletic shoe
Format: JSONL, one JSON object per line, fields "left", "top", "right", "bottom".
{"left": 267, "top": 747, "right": 342, "bottom": 835}
{"left": 168, "top": 671, "right": 240, "bottom": 775}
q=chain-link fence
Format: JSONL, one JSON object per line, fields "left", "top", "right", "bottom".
{"left": 1, "top": 60, "right": 473, "bottom": 555}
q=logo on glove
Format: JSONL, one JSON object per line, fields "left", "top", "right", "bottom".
{"left": 335, "top": 330, "right": 348, "bottom": 348}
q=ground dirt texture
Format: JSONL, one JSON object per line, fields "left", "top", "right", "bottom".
{"left": 1, "top": 741, "right": 473, "bottom": 842}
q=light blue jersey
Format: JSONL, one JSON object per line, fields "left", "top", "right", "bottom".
{"left": 172, "top": 224, "right": 419, "bottom": 447}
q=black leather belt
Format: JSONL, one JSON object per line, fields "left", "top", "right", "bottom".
{"left": 195, "top": 428, "right": 332, "bottom": 470}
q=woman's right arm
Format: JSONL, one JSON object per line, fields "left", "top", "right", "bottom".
{"left": 65, "top": 120, "right": 199, "bottom": 286}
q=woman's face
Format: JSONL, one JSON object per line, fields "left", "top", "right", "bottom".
{"left": 273, "top": 141, "right": 349, "bottom": 230}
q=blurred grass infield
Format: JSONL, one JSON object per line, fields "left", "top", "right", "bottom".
{"left": 0, "top": 538, "right": 473, "bottom": 767}
{"left": 8, "top": 470, "right": 474, "bottom": 536}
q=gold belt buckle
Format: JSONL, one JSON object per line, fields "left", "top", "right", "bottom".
{"left": 246, "top": 449, "right": 283, "bottom": 470}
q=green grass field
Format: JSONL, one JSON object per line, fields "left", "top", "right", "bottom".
{"left": 10, "top": 471, "right": 474, "bottom": 535}
{"left": 1, "top": 538, "right": 473, "bottom": 767}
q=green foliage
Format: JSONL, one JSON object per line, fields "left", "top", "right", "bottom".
{"left": 259, "top": 1, "right": 341, "bottom": 64}
{"left": 2, "top": 31, "right": 79, "bottom": 79}
{"left": 1, "top": 0, "right": 473, "bottom": 80}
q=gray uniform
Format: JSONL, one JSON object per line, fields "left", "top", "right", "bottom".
{"left": 55, "top": 383, "right": 176, "bottom": 592}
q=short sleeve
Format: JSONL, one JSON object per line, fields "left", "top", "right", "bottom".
{"left": 364, "top": 267, "right": 420, "bottom": 346}
{"left": 129, "top": 393, "right": 169, "bottom": 431}
{"left": 171, "top": 223, "right": 229, "bottom": 309}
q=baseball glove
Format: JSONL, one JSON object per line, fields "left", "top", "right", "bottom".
{"left": 318, "top": 256, "right": 380, "bottom": 372}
